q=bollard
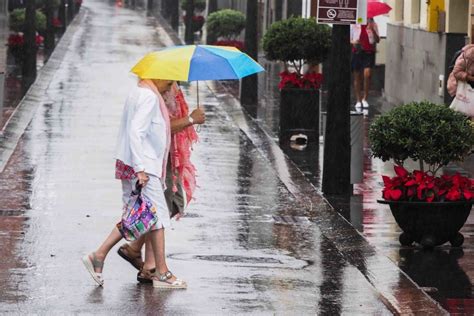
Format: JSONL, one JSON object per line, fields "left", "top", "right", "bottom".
{"left": 321, "top": 111, "right": 364, "bottom": 184}
{"left": 350, "top": 111, "right": 364, "bottom": 184}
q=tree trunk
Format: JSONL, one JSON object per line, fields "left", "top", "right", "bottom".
{"left": 59, "top": 0, "right": 66, "bottom": 32}
{"left": 184, "top": 0, "right": 194, "bottom": 44}
{"left": 22, "top": 0, "right": 37, "bottom": 92}
{"left": 168, "top": 0, "right": 179, "bottom": 31}
{"left": 287, "top": 0, "right": 302, "bottom": 17}
{"left": 206, "top": 0, "right": 218, "bottom": 44}
{"left": 67, "top": 0, "right": 74, "bottom": 22}
{"left": 322, "top": 25, "right": 351, "bottom": 196}
{"left": 161, "top": 0, "right": 169, "bottom": 18}
{"left": 275, "top": 0, "right": 283, "bottom": 21}
{"left": 239, "top": 0, "right": 258, "bottom": 117}
{"left": 147, "top": 0, "right": 153, "bottom": 11}
{"left": 44, "top": 0, "right": 55, "bottom": 54}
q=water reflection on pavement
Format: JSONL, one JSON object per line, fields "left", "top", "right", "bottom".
{"left": 245, "top": 56, "right": 474, "bottom": 313}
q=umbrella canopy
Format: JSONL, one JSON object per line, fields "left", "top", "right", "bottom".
{"left": 367, "top": 1, "right": 392, "bottom": 18}
{"left": 131, "top": 45, "right": 264, "bottom": 81}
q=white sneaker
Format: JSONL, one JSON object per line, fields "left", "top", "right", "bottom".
{"left": 355, "top": 101, "right": 362, "bottom": 108}
{"left": 362, "top": 99, "right": 369, "bottom": 108}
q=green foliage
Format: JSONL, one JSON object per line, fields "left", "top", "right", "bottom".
{"left": 206, "top": 9, "right": 246, "bottom": 40}
{"left": 181, "top": 0, "right": 206, "bottom": 12}
{"left": 9, "top": 9, "right": 47, "bottom": 33}
{"left": 262, "top": 17, "right": 331, "bottom": 65}
{"left": 369, "top": 101, "right": 474, "bottom": 172}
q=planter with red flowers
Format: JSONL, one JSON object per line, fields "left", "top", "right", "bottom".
{"left": 263, "top": 17, "right": 331, "bottom": 145}
{"left": 8, "top": 33, "right": 44, "bottom": 63}
{"left": 207, "top": 9, "right": 245, "bottom": 49}
{"left": 369, "top": 101, "right": 474, "bottom": 248}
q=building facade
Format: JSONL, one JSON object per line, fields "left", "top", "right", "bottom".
{"left": 384, "top": 0, "right": 472, "bottom": 105}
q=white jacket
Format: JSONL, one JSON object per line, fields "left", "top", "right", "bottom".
{"left": 115, "top": 85, "right": 167, "bottom": 177}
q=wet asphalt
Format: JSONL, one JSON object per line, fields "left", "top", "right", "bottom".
{"left": 0, "top": 0, "right": 449, "bottom": 315}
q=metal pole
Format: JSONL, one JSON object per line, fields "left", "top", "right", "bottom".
{"left": 196, "top": 80, "right": 199, "bottom": 107}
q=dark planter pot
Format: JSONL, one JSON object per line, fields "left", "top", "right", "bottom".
{"left": 279, "top": 88, "right": 319, "bottom": 145}
{"left": 378, "top": 200, "right": 473, "bottom": 249}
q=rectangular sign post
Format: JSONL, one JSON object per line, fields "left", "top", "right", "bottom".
{"left": 317, "top": 0, "right": 366, "bottom": 25}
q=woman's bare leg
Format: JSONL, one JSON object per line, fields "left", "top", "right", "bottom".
{"left": 353, "top": 70, "right": 363, "bottom": 103}
{"left": 143, "top": 235, "right": 155, "bottom": 271}
{"left": 91, "top": 227, "right": 122, "bottom": 273}
{"left": 363, "top": 67, "right": 372, "bottom": 100}
{"left": 149, "top": 228, "right": 178, "bottom": 282}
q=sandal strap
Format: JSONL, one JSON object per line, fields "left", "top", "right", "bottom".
{"left": 122, "top": 244, "right": 141, "bottom": 258}
{"left": 158, "top": 273, "right": 168, "bottom": 282}
{"left": 157, "top": 271, "right": 173, "bottom": 281}
{"left": 91, "top": 253, "right": 104, "bottom": 269}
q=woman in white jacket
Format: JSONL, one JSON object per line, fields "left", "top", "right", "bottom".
{"left": 82, "top": 78, "right": 187, "bottom": 289}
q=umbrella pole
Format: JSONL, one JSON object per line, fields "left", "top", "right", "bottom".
{"left": 196, "top": 81, "right": 200, "bottom": 108}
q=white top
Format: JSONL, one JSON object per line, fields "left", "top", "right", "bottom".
{"left": 115, "top": 85, "right": 167, "bottom": 177}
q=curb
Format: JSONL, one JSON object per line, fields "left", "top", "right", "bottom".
{"left": 0, "top": 8, "right": 87, "bottom": 173}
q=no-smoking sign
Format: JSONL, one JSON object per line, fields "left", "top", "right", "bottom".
{"left": 317, "top": 0, "right": 364, "bottom": 25}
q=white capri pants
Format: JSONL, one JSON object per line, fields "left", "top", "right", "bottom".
{"left": 121, "top": 173, "right": 171, "bottom": 230}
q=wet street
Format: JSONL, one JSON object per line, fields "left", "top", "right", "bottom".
{"left": 0, "top": 0, "right": 451, "bottom": 315}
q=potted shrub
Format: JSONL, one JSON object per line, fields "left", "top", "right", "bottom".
{"left": 8, "top": 9, "right": 46, "bottom": 62}
{"left": 262, "top": 17, "right": 331, "bottom": 145}
{"left": 207, "top": 9, "right": 245, "bottom": 49}
{"left": 182, "top": 0, "right": 206, "bottom": 33}
{"left": 369, "top": 101, "right": 474, "bottom": 248}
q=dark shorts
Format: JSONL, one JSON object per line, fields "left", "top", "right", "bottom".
{"left": 351, "top": 51, "right": 375, "bottom": 72}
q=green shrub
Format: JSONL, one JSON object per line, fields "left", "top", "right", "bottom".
{"left": 206, "top": 9, "right": 245, "bottom": 40}
{"left": 369, "top": 101, "right": 474, "bottom": 173}
{"left": 9, "top": 9, "right": 47, "bottom": 33}
{"left": 262, "top": 17, "right": 331, "bottom": 73}
{"left": 181, "top": 0, "right": 206, "bottom": 12}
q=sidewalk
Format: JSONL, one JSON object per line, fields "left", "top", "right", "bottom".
{"left": 0, "top": 1, "right": 446, "bottom": 314}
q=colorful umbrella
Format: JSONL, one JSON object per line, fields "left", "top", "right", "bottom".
{"left": 131, "top": 45, "right": 264, "bottom": 107}
{"left": 131, "top": 45, "right": 264, "bottom": 82}
{"left": 367, "top": 1, "right": 392, "bottom": 18}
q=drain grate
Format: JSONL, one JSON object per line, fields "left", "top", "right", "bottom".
{"left": 0, "top": 210, "right": 25, "bottom": 216}
{"left": 272, "top": 215, "right": 311, "bottom": 225}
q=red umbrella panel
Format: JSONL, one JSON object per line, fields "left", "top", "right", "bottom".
{"left": 367, "top": 1, "right": 392, "bottom": 18}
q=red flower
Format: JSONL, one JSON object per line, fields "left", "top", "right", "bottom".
{"left": 8, "top": 33, "right": 43, "bottom": 47}
{"left": 278, "top": 71, "right": 323, "bottom": 90}
{"left": 213, "top": 40, "right": 245, "bottom": 51}
{"left": 381, "top": 165, "right": 474, "bottom": 202}
{"left": 52, "top": 18, "right": 62, "bottom": 28}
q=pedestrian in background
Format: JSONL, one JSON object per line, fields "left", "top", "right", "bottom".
{"left": 82, "top": 78, "right": 188, "bottom": 289}
{"left": 448, "top": 44, "right": 474, "bottom": 95}
{"left": 350, "top": 18, "right": 379, "bottom": 109}
{"left": 117, "top": 82, "right": 205, "bottom": 284}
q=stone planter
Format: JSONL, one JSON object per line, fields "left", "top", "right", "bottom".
{"left": 378, "top": 200, "right": 473, "bottom": 249}
{"left": 279, "top": 88, "right": 319, "bottom": 145}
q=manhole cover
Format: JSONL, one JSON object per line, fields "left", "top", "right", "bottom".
{"left": 169, "top": 253, "right": 309, "bottom": 269}
{"left": 195, "top": 255, "right": 281, "bottom": 264}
